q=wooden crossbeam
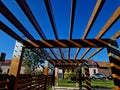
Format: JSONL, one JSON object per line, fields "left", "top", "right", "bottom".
{"left": 86, "top": 30, "right": 120, "bottom": 60}
{"left": 23, "top": 39, "right": 110, "bottom": 48}
{"left": 48, "top": 60, "right": 85, "bottom": 67}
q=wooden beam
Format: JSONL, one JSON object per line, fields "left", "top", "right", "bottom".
{"left": 80, "top": 48, "right": 90, "bottom": 59}
{"left": 16, "top": 0, "right": 47, "bottom": 39}
{"left": 1, "top": 0, "right": 58, "bottom": 60}
{"left": 74, "top": 0, "right": 105, "bottom": 60}
{"left": 79, "top": 6, "right": 120, "bottom": 59}
{"left": 0, "top": 1, "right": 34, "bottom": 40}
{"left": 86, "top": 30, "right": 120, "bottom": 59}
{"left": 96, "top": 6, "right": 120, "bottom": 38}
{"left": 68, "top": 0, "right": 76, "bottom": 61}
{"left": 44, "top": 0, "right": 64, "bottom": 59}
{"left": 82, "top": 0, "right": 105, "bottom": 39}
{"left": 107, "top": 40, "right": 120, "bottom": 90}
{"left": 23, "top": 39, "right": 110, "bottom": 48}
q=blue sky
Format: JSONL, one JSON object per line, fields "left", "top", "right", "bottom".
{"left": 0, "top": 0, "right": 120, "bottom": 62}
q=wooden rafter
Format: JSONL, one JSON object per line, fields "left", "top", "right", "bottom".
{"left": 0, "top": 22, "right": 33, "bottom": 48}
{"left": 86, "top": 30, "right": 120, "bottom": 60}
{"left": 74, "top": 0, "right": 105, "bottom": 59}
{"left": 16, "top": 0, "right": 47, "bottom": 39}
{"left": 0, "top": 21, "right": 52, "bottom": 60}
{"left": 78, "top": 6, "right": 120, "bottom": 59}
{"left": 44, "top": 0, "right": 64, "bottom": 59}
{"left": 68, "top": 0, "right": 76, "bottom": 60}
{"left": 16, "top": 0, "right": 59, "bottom": 60}
{"left": 0, "top": 1, "right": 53, "bottom": 59}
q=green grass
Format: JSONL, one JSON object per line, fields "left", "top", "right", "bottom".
{"left": 57, "top": 79, "right": 114, "bottom": 89}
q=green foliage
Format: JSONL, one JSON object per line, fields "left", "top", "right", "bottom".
{"left": 22, "top": 48, "right": 49, "bottom": 72}
{"left": 57, "top": 79, "right": 114, "bottom": 89}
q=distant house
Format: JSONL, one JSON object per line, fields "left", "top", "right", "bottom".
{"left": 88, "top": 60, "right": 111, "bottom": 76}
{"left": 0, "top": 60, "right": 25, "bottom": 74}
{"left": 0, "top": 60, "right": 11, "bottom": 73}
{"left": 97, "top": 62, "right": 111, "bottom": 77}
{"left": 0, "top": 60, "right": 44, "bottom": 74}
{"left": 88, "top": 60, "right": 98, "bottom": 75}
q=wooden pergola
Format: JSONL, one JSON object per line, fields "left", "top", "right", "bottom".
{"left": 0, "top": 0, "right": 120, "bottom": 90}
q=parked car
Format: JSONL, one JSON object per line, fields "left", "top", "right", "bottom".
{"left": 90, "top": 73, "right": 106, "bottom": 79}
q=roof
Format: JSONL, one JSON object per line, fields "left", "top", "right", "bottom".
{"left": 97, "top": 62, "right": 110, "bottom": 67}
{"left": 0, "top": 60, "right": 11, "bottom": 64}
{"left": 88, "top": 60, "right": 98, "bottom": 66}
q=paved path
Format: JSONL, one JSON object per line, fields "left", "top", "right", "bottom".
{"left": 54, "top": 87, "right": 85, "bottom": 90}
{"left": 53, "top": 87, "right": 113, "bottom": 90}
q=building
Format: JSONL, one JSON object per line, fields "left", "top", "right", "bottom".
{"left": 88, "top": 60, "right": 98, "bottom": 75}
{"left": 12, "top": 41, "right": 23, "bottom": 58}
{"left": 0, "top": 60, "right": 25, "bottom": 74}
{"left": 88, "top": 60, "right": 111, "bottom": 77}
{"left": 97, "top": 62, "right": 111, "bottom": 77}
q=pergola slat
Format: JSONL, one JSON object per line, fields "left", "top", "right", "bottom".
{"left": 0, "top": 2, "right": 35, "bottom": 40}
{"left": 68, "top": 0, "right": 76, "bottom": 60}
{"left": 44, "top": 0, "right": 64, "bottom": 59}
{"left": 0, "top": 22, "right": 51, "bottom": 60}
{"left": 79, "top": 6, "right": 120, "bottom": 59}
{"left": 86, "top": 30, "right": 120, "bottom": 60}
{"left": 74, "top": 0, "right": 105, "bottom": 59}
{"left": 0, "top": 22, "right": 33, "bottom": 47}
{"left": 16, "top": 0, "right": 47, "bottom": 39}
{"left": 16, "top": 0, "right": 58, "bottom": 60}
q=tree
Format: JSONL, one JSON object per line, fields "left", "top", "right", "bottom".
{"left": 22, "top": 48, "right": 49, "bottom": 73}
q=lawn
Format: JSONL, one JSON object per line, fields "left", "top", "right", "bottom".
{"left": 57, "top": 79, "right": 114, "bottom": 89}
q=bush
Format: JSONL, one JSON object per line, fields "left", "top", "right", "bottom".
{"left": 71, "top": 73, "right": 85, "bottom": 81}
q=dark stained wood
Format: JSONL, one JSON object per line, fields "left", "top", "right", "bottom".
{"left": 23, "top": 39, "right": 110, "bottom": 48}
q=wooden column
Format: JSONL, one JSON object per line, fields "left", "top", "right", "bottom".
{"left": 8, "top": 47, "right": 25, "bottom": 90}
{"left": 79, "top": 67, "right": 82, "bottom": 90}
{"left": 63, "top": 69, "right": 65, "bottom": 79}
{"left": 43, "top": 60, "right": 49, "bottom": 90}
{"left": 52, "top": 68, "right": 55, "bottom": 86}
{"left": 52, "top": 67, "right": 55, "bottom": 90}
{"left": 76, "top": 72, "right": 79, "bottom": 87}
{"left": 56, "top": 68, "right": 59, "bottom": 86}
{"left": 107, "top": 39, "right": 120, "bottom": 90}
{"left": 85, "top": 61, "right": 91, "bottom": 90}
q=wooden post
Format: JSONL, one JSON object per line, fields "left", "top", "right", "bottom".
{"left": 107, "top": 39, "right": 120, "bottom": 90}
{"left": 76, "top": 72, "right": 79, "bottom": 87}
{"left": 8, "top": 47, "right": 25, "bottom": 90}
{"left": 52, "top": 68, "right": 55, "bottom": 90}
{"left": 79, "top": 67, "right": 82, "bottom": 90}
{"left": 85, "top": 61, "right": 91, "bottom": 90}
{"left": 56, "top": 68, "right": 59, "bottom": 86}
{"left": 52, "top": 68, "right": 55, "bottom": 86}
{"left": 63, "top": 69, "right": 65, "bottom": 79}
{"left": 43, "top": 60, "right": 48, "bottom": 90}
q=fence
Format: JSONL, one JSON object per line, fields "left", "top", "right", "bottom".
{"left": 0, "top": 74, "right": 53, "bottom": 90}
